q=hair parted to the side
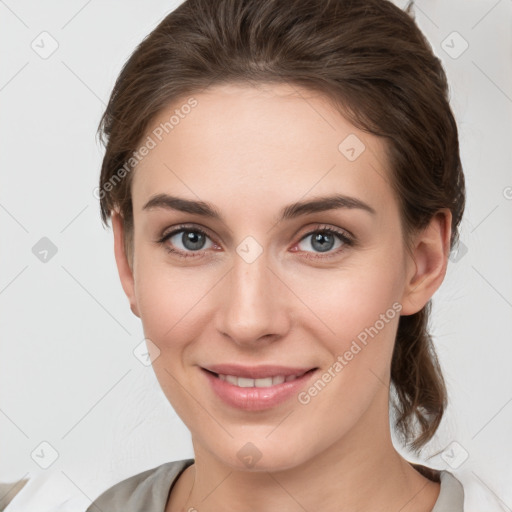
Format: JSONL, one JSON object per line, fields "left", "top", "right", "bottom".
{"left": 97, "top": 0, "right": 465, "bottom": 452}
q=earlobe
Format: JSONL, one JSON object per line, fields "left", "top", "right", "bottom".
{"left": 112, "top": 211, "right": 140, "bottom": 318}
{"left": 400, "top": 209, "right": 452, "bottom": 316}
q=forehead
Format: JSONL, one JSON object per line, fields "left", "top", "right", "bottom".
{"left": 131, "top": 82, "right": 395, "bottom": 219}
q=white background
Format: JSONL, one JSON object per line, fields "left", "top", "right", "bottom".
{"left": 1, "top": 0, "right": 511, "bottom": 510}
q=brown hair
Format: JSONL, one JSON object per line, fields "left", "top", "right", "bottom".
{"left": 97, "top": 0, "right": 465, "bottom": 452}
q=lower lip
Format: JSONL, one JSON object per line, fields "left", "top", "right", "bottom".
{"left": 201, "top": 368, "right": 318, "bottom": 411}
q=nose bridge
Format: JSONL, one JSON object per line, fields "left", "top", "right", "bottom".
{"left": 216, "top": 244, "right": 289, "bottom": 345}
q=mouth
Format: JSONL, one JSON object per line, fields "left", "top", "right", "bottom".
{"left": 200, "top": 365, "right": 320, "bottom": 411}
{"left": 202, "top": 367, "right": 317, "bottom": 388}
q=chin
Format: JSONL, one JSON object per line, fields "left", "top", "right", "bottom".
{"left": 208, "top": 436, "right": 315, "bottom": 473}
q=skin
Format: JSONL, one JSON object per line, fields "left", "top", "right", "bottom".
{"left": 112, "top": 83, "right": 452, "bottom": 512}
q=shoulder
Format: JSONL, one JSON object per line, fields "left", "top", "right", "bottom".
{"left": 433, "top": 470, "right": 465, "bottom": 511}
{"left": 86, "top": 458, "right": 195, "bottom": 512}
{"left": 410, "top": 463, "right": 465, "bottom": 511}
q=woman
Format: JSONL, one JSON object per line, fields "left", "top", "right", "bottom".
{"left": 87, "top": 0, "right": 466, "bottom": 510}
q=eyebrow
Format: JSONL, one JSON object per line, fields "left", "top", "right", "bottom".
{"left": 142, "top": 193, "right": 376, "bottom": 222}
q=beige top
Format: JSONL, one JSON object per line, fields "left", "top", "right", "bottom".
{"left": 86, "top": 459, "right": 465, "bottom": 511}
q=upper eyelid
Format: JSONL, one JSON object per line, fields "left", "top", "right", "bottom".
{"left": 161, "top": 224, "right": 216, "bottom": 242}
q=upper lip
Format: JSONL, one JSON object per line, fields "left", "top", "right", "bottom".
{"left": 202, "top": 364, "right": 317, "bottom": 379}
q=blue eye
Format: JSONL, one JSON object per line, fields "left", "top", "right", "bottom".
{"left": 170, "top": 229, "right": 212, "bottom": 251}
{"left": 157, "top": 226, "right": 215, "bottom": 257}
{"left": 294, "top": 226, "right": 354, "bottom": 259}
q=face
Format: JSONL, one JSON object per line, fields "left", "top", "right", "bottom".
{"left": 113, "top": 83, "right": 439, "bottom": 472}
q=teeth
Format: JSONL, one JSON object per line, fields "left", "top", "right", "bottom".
{"left": 217, "top": 373, "right": 301, "bottom": 387}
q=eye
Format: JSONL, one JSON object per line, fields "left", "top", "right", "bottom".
{"left": 156, "top": 223, "right": 355, "bottom": 260}
{"left": 293, "top": 225, "right": 354, "bottom": 259}
{"left": 156, "top": 224, "right": 218, "bottom": 258}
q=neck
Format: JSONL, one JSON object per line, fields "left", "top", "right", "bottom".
{"left": 167, "top": 389, "right": 440, "bottom": 512}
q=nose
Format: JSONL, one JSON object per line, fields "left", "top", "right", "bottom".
{"left": 214, "top": 249, "right": 291, "bottom": 347}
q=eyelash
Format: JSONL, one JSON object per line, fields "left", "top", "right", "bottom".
{"left": 155, "top": 223, "right": 355, "bottom": 260}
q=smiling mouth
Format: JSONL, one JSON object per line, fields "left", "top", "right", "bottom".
{"left": 203, "top": 368, "right": 317, "bottom": 388}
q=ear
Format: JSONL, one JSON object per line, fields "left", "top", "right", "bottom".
{"left": 112, "top": 211, "right": 140, "bottom": 318}
{"left": 400, "top": 209, "right": 452, "bottom": 316}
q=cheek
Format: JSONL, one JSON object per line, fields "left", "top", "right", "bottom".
{"left": 284, "top": 247, "right": 406, "bottom": 412}
{"left": 289, "top": 262, "right": 404, "bottom": 435}
{"left": 288, "top": 251, "right": 404, "bottom": 344}
{"left": 132, "top": 242, "right": 227, "bottom": 374}
{"left": 134, "top": 262, "right": 205, "bottom": 344}
{"left": 133, "top": 257, "right": 211, "bottom": 417}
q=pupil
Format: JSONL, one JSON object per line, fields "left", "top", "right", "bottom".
{"left": 183, "top": 231, "right": 205, "bottom": 250}
{"left": 312, "top": 232, "right": 334, "bottom": 252}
